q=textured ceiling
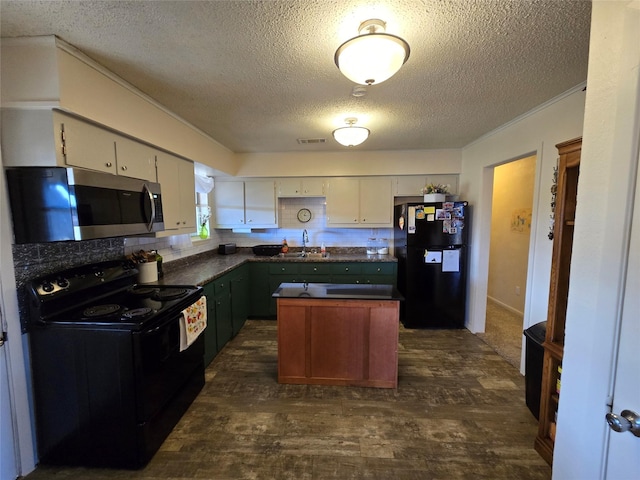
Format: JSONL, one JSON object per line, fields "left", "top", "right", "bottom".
{"left": 0, "top": 0, "right": 591, "bottom": 153}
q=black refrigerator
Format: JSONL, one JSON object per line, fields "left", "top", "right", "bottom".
{"left": 394, "top": 201, "right": 469, "bottom": 328}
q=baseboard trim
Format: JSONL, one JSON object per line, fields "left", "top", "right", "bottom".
{"left": 486, "top": 296, "right": 524, "bottom": 318}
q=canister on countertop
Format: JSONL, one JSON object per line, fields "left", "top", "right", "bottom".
{"left": 377, "top": 238, "right": 389, "bottom": 255}
{"left": 138, "top": 261, "right": 158, "bottom": 283}
{"left": 366, "top": 238, "right": 377, "bottom": 254}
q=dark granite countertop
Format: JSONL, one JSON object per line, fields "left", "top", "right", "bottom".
{"left": 157, "top": 249, "right": 396, "bottom": 287}
{"left": 272, "top": 282, "right": 403, "bottom": 301}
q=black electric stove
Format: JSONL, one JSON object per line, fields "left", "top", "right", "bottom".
{"left": 26, "top": 260, "right": 205, "bottom": 469}
{"left": 27, "top": 260, "right": 202, "bottom": 329}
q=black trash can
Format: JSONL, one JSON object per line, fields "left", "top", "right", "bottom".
{"left": 523, "top": 321, "right": 547, "bottom": 420}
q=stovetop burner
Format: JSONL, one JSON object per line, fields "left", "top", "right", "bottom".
{"left": 153, "top": 288, "right": 188, "bottom": 300}
{"left": 131, "top": 287, "right": 188, "bottom": 301}
{"left": 83, "top": 304, "right": 122, "bottom": 318}
{"left": 27, "top": 260, "right": 203, "bottom": 330}
{"left": 121, "top": 307, "right": 153, "bottom": 320}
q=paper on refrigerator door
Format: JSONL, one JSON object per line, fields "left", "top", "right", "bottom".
{"left": 442, "top": 249, "right": 460, "bottom": 272}
{"left": 408, "top": 206, "right": 416, "bottom": 234}
{"left": 424, "top": 250, "right": 442, "bottom": 263}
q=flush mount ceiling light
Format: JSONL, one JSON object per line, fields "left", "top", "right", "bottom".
{"left": 332, "top": 118, "right": 370, "bottom": 147}
{"left": 335, "top": 18, "right": 410, "bottom": 86}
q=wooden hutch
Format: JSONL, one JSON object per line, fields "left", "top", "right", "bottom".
{"left": 535, "top": 137, "right": 581, "bottom": 464}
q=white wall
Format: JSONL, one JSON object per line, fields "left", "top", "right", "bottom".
{"left": 554, "top": 2, "right": 640, "bottom": 478}
{"left": 460, "top": 87, "right": 586, "bottom": 334}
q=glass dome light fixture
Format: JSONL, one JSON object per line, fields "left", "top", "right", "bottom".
{"left": 332, "top": 117, "right": 370, "bottom": 147}
{"left": 335, "top": 18, "right": 410, "bottom": 86}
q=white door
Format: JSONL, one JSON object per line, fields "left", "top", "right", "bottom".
{"left": 604, "top": 4, "right": 640, "bottom": 477}
{"left": 0, "top": 304, "right": 17, "bottom": 480}
{"left": 604, "top": 147, "right": 640, "bottom": 479}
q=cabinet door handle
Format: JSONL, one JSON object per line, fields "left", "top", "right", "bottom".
{"left": 121, "top": 165, "right": 127, "bottom": 171}
{"left": 105, "top": 162, "right": 113, "bottom": 167}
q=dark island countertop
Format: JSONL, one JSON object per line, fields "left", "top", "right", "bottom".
{"left": 272, "top": 282, "right": 403, "bottom": 301}
{"left": 157, "top": 249, "right": 396, "bottom": 287}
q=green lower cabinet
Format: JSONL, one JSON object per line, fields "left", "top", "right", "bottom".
{"left": 202, "top": 283, "right": 218, "bottom": 367}
{"left": 251, "top": 261, "right": 397, "bottom": 318}
{"left": 361, "top": 263, "right": 397, "bottom": 285}
{"left": 331, "top": 263, "right": 363, "bottom": 284}
{"left": 230, "top": 264, "right": 249, "bottom": 335}
{"left": 214, "top": 278, "right": 233, "bottom": 350}
{"left": 249, "top": 263, "right": 271, "bottom": 317}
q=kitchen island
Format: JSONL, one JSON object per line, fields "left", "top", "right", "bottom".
{"left": 273, "top": 283, "right": 403, "bottom": 388}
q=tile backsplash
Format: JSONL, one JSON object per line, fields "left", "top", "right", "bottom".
{"left": 127, "top": 197, "right": 392, "bottom": 259}
{"left": 10, "top": 197, "right": 392, "bottom": 331}
{"left": 13, "top": 198, "right": 392, "bottom": 282}
{"left": 217, "top": 197, "right": 393, "bottom": 250}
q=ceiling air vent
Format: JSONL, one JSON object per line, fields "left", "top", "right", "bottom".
{"left": 297, "top": 138, "right": 326, "bottom": 145}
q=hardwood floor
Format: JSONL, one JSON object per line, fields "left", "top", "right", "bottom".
{"left": 24, "top": 320, "right": 550, "bottom": 480}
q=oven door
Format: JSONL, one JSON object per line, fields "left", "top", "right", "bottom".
{"left": 133, "top": 312, "right": 204, "bottom": 422}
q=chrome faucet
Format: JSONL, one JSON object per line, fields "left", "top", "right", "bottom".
{"left": 302, "top": 229, "right": 309, "bottom": 254}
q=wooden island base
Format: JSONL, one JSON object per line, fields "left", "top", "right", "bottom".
{"left": 277, "top": 297, "right": 399, "bottom": 389}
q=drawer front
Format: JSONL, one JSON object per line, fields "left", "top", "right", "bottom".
{"left": 361, "top": 263, "right": 395, "bottom": 276}
{"left": 299, "top": 263, "right": 332, "bottom": 275}
{"left": 298, "top": 274, "right": 331, "bottom": 284}
{"left": 333, "top": 274, "right": 366, "bottom": 284}
{"left": 332, "top": 263, "right": 362, "bottom": 275}
{"left": 268, "top": 263, "right": 300, "bottom": 275}
{"left": 213, "top": 277, "right": 230, "bottom": 295}
{"left": 362, "top": 275, "right": 396, "bottom": 285}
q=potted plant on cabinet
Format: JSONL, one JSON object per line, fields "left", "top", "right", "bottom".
{"left": 422, "top": 183, "right": 450, "bottom": 202}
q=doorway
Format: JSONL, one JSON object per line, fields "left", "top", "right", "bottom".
{"left": 477, "top": 155, "right": 536, "bottom": 369}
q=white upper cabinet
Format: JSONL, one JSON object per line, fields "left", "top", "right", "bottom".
{"left": 61, "top": 112, "right": 156, "bottom": 181}
{"left": 395, "top": 176, "right": 427, "bottom": 196}
{"left": 213, "top": 182, "right": 246, "bottom": 227}
{"left": 155, "top": 152, "right": 196, "bottom": 235}
{"left": 59, "top": 113, "right": 119, "bottom": 175}
{"left": 1, "top": 109, "right": 156, "bottom": 182}
{"left": 213, "top": 180, "right": 277, "bottom": 229}
{"left": 326, "top": 177, "right": 393, "bottom": 228}
{"left": 277, "top": 178, "right": 325, "bottom": 197}
{"left": 245, "top": 181, "right": 277, "bottom": 226}
{"left": 114, "top": 137, "right": 157, "bottom": 182}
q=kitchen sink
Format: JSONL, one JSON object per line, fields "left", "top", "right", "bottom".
{"left": 277, "top": 252, "right": 329, "bottom": 259}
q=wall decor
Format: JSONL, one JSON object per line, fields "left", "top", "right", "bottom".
{"left": 549, "top": 161, "right": 559, "bottom": 240}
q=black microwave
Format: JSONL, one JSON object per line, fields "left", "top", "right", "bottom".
{"left": 5, "top": 167, "right": 164, "bottom": 244}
